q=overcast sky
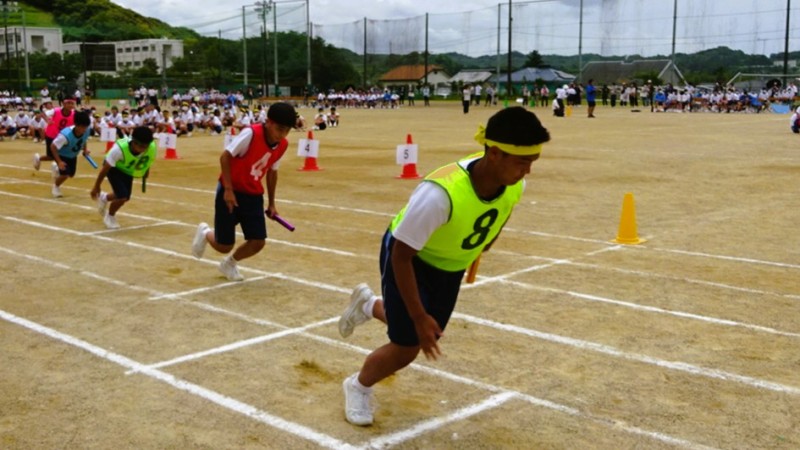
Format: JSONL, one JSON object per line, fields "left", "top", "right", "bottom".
{"left": 110, "top": 0, "right": 800, "bottom": 58}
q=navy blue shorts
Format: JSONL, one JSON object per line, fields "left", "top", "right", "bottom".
{"left": 55, "top": 156, "right": 78, "bottom": 177}
{"left": 213, "top": 182, "right": 266, "bottom": 246}
{"left": 107, "top": 167, "right": 134, "bottom": 200}
{"left": 379, "top": 230, "right": 465, "bottom": 347}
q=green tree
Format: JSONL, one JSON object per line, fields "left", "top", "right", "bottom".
{"left": 525, "top": 50, "right": 543, "bottom": 68}
{"left": 136, "top": 58, "right": 160, "bottom": 78}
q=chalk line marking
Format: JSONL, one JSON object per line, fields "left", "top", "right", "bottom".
{"left": 360, "top": 392, "right": 516, "bottom": 449}
{"left": 454, "top": 312, "right": 800, "bottom": 396}
{"left": 504, "top": 279, "right": 800, "bottom": 339}
{"left": 0, "top": 308, "right": 357, "bottom": 450}
{"left": 3, "top": 214, "right": 800, "bottom": 394}
{"left": 0, "top": 237, "right": 723, "bottom": 449}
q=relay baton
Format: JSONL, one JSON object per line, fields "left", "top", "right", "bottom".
{"left": 466, "top": 256, "right": 481, "bottom": 283}
{"left": 142, "top": 175, "right": 147, "bottom": 193}
{"left": 266, "top": 210, "right": 295, "bottom": 232}
{"left": 83, "top": 153, "right": 98, "bottom": 169}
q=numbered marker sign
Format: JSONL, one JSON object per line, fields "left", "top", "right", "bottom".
{"left": 396, "top": 143, "right": 418, "bottom": 165}
{"left": 100, "top": 127, "right": 117, "bottom": 142}
{"left": 297, "top": 138, "right": 320, "bottom": 158}
{"left": 159, "top": 133, "right": 177, "bottom": 149}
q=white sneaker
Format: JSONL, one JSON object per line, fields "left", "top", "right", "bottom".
{"left": 51, "top": 184, "right": 62, "bottom": 198}
{"left": 338, "top": 283, "right": 373, "bottom": 338}
{"left": 32, "top": 153, "right": 40, "bottom": 171}
{"left": 50, "top": 162, "right": 59, "bottom": 181}
{"left": 343, "top": 373, "right": 374, "bottom": 426}
{"left": 218, "top": 255, "right": 244, "bottom": 281}
{"left": 191, "top": 222, "right": 210, "bottom": 258}
{"left": 96, "top": 192, "right": 108, "bottom": 216}
{"left": 104, "top": 213, "right": 120, "bottom": 229}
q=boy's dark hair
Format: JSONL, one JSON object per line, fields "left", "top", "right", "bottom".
{"left": 73, "top": 111, "right": 91, "bottom": 127}
{"left": 131, "top": 126, "right": 154, "bottom": 145}
{"left": 485, "top": 106, "right": 550, "bottom": 147}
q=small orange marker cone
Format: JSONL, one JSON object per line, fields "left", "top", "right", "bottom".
{"left": 163, "top": 127, "right": 180, "bottom": 159}
{"left": 613, "top": 192, "right": 645, "bottom": 244}
{"left": 298, "top": 130, "right": 321, "bottom": 171}
{"left": 397, "top": 133, "right": 421, "bottom": 179}
{"left": 105, "top": 140, "right": 114, "bottom": 153}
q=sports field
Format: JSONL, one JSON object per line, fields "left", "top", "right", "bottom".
{"left": 1, "top": 102, "right": 798, "bottom": 449}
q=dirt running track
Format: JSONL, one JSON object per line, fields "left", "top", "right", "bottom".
{"left": 1, "top": 101, "right": 798, "bottom": 449}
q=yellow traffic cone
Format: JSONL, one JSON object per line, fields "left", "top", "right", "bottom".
{"left": 613, "top": 192, "right": 645, "bottom": 244}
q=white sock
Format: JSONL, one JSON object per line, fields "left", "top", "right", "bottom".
{"left": 100, "top": 191, "right": 107, "bottom": 201}
{"left": 227, "top": 254, "right": 238, "bottom": 264}
{"left": 362, "top": 295, "right": 378, "bottom": 318}
{"left": 352, "top": 373, "right": 372, "bottom": 392}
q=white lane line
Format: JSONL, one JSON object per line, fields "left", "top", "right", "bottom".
{"left": 566, "top": 259, "right": 800, "bottom": 300}
{"left": 649, "top": 246, "right": 800, "bottom": 270}
{"left": 359, "top": 392, "right": 517, "bottom": 449}
{"left": 489, "top": 250, "right": 800, "bottom": 301}
{"left": 507, "top": 280, "right": 800, "bottom": 339}
{"left": 85, "top": 221, "right": 182, "bottom": 235}
{"left": 359, "top": 389, "right": 717, "bottom": 450}
{"left": 0, "top": 308, "right": 357, "bottom": 450}
{"left": 5, "top": 212, "right": 800, "bottom": 393}
{"left": 1, "top": 176, "right": 796, "bottom": 271}
{"left": 454, "top": 312, "right": 800, "bottom": 396}
{"left": 0, "top": 215, "right": 348, "bottom": 295}
{"left": 0, "top": 190, "right": 361, "bottom": 257}
{"left": 502, "top": 226, "right": 800, "bottom": 270}
{"left": 127, "top": 317, "right": 338, "bottom": 374}
{"left": 0, "top": 242, "right": 719, "bottom": 449}
{"left": 467, "top": 245, "right": 621, "bottom": 287}
{"left": 0, "top": 247, "right": 164, "bottom": 296}
{"left": 148, "top": 275, "right": 273, "bottom": 301}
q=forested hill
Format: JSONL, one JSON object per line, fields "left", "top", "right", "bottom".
{"left": 18, "top": 0, "right": 199, "bottom": 42}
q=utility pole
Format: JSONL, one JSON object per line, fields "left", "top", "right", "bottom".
{"left": 305, "top": 0, "right": 311, "bottom": 88}
{"left": 506, "top": 0, "right": 512, "bottom": 99}
{"left": 1, "top": 0, "right": 15, "bottom": 90}
{"left": 255, "top": 1, "right": 269, "bottom": 97}
{"left": 783, "top": 0, "right": 791, "bottom": 87}
{"left": 21, "top": 7, "right": 27, "bottom": 93}
{"left": 242, "top": 5, "right": 247, "bottom": 87}
{"left": 272, "top": 2, "right": 277, "bottom": 96}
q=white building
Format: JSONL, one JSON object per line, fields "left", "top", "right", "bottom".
{"left": 63, "top": 38, "right": 183, "bottom": 74}
{"left": 0, "top": 26, "right": 63, "bottom": 57}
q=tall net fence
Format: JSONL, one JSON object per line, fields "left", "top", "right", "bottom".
{"left": 127, "top": 0, "right": 800, "bottom": 93}
{"left": 184, "top": 1, "right": 307, "bottom": 40}
{"left": 310, "top": 0, "right": 800, "bottom": 59}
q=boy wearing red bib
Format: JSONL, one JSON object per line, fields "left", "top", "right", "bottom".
{"left": 191, "top": 102, "right": 297, "bottom": 281}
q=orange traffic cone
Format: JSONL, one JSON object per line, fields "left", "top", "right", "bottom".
{"left": 105, "top": 140, "right": 114, "bottom": 153}
{"left": 396, "top": 133, "right": 421, "bottom": 179}
{"left": 613, "top": 192, "right": 646, "bottom": 244}
{"left": 298, "top": 130, "right": 321, "bottom": 171}
{"left": 163, "top": 127, "right": 180, "bottom": 160}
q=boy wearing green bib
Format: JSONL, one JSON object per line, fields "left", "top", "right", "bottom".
{"left": 338, "top": 107, "right": 550, "bottom": 426}
{"left": 90, "top": 126, "right": 156, "bottom": 229}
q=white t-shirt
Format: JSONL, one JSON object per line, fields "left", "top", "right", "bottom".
{"left": 391, "top": 182, "right": 450, "bottom": 251}
{"left": 105, "top": 144, "right": 125, "bottom": 167}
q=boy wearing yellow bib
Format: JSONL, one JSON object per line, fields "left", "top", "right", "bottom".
{"left": 339, "top": 107, "right": 551, "bottom": 426}
{"left": 89, "top": 126, "right": 155, "bottom": 229}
